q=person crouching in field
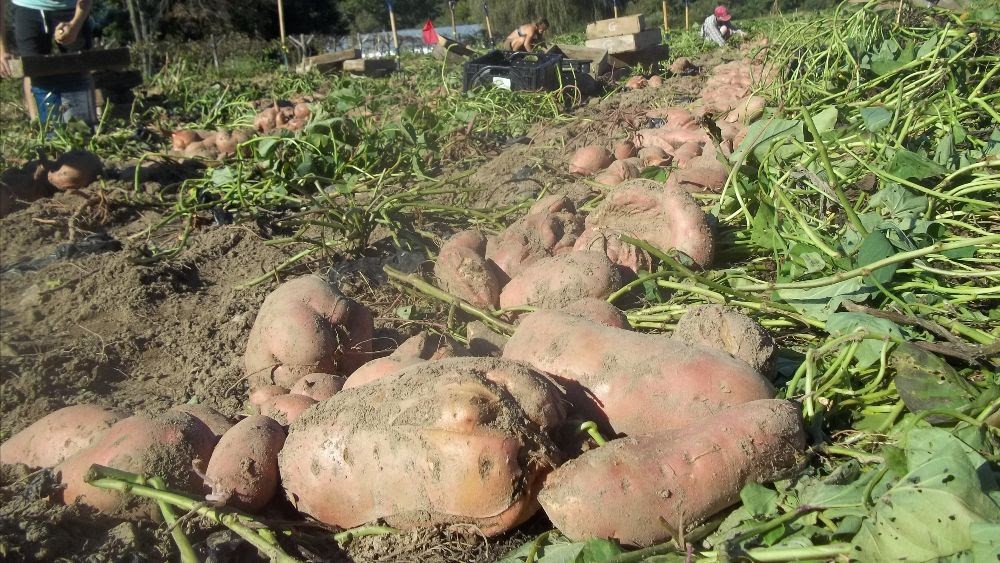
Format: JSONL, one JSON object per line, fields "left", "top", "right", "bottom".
{"left": 701, "top": 5, "right": 746, "bottom": 47}
{"left": 503, "top": 18, "right": 549, "bottom": 52}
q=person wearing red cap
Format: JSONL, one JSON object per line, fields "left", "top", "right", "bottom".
{"left": 701, "top": 5, "right": 745, "bottom": 46}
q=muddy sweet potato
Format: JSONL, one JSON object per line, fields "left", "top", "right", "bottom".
{"left": 572, "top": 179, "right": 715, "bottom": 271}
{"left": 260, "top": 393, "right": 317, "bottom": 425}
{"left": 487, "top": 195, "right": 585, "bottom": 279}
{"left": 434, "top": 230, "right": 504, "bottom": 309}
{"left": 540, "top": 399, "right": 806, "bottom": 546}
{"left": 280, "top": 357, "right": 565, "bottom": 536}
{"left": 204, "top": 415, "right": 286, "bottom": 511}
{"left": 568, "top": 145, "right": 613, "bottom": 175}
{"left": 613, "top": 140, "right": 637, "bottom": 160}
{"left": 1, "top": 405, "right": 126, "bottom": 468}
{"left": 55, "top": 411, "right": 215, "bottom": 518}
{"left": 503, "top": 310, "right": 774, "bottom": 439}
{"left": 562, "top": 297, "right": 630, "bottom": 329}
{"left": 499, "top": 251, "right": 623, "bottom": 310}
{"left": 249, "top": 385, "right": 289, "bottom": 407}
{"left": 673, "top": 304, "right": 777, "bottom": 378}
{"left": 244, "top": 275, "right": 374, "bottom": 389}
{"left": 671, "top": 154, "right": 729, "bottom": 192}
{"left": 289, "top": 373, "right": 345, "bottom": 401}
{"left": 343, "top": 331, "right": 469, "bottom": 390}
{"left": 170, "top": 404, "right": 233, "bottom": 441}
{"left": 46, "top": 150, "right": 102, "bottom": 190}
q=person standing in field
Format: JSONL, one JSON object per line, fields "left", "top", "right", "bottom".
{"left": 503, "top": 18, "right": 549, "bottom": 51}
{"left": 0, "top": 0, "right": 97, "bottom": 125}
{"left": 701, "top": 5, "right": 746, "bottom": 47}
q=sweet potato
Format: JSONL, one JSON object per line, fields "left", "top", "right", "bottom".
{"left": 55, "top": 411, "right": 215, "bottom": 518}
{"left": 672, "top": 154, "right": 729, "bottom": 192}
{"left": 434, "top": 230, "right": 504, "bottom": 309}
{"left": 503, "top": 310, "right": 774, "bottom": 439}
{"left": 280, "top": 357, "right": 565, "bottom": 535}
{"left": 204, "top": 415, "right": 286, "bottom": 511}
{"left": 726, "top": 95, "right": 766, "bottom": 124}
{"left": 46, "top": 149, "right": 102, "bottom": 190}
{"left": 606, "top": 159, "right": 640, "bottom": 182}
{"left": 671, "top": 141, "right": 703, "bottom": 166}
{"left": 594, "top": 170, "right": 624, "bottom": 186}
{"left": 1, "top": 405, "right": 126, "bottom": 468}
{"left": 170, "top": 404, "right": 233, "bottom": 441}
{"left": 260, "top": 394, "right": 317, "bottom": 425}
{"left": 344, "top": 331, "right": 469, "bottom": 390}
{"left": 0, "top": 164, "right": 53, "bottom": 217}
{"left": 249, "top": 385, "right": 289, "bottom": 407}
{"left": 635, "top": 128, "right": 708, "bottom": 152}
{"left": 670, "top": 57, "right": 695, "bottom": 75}
{"left": 647, "top": 75, "right": 664, "bottom": 88}
{"left": 568, "top": 146, "right": 613, "bottom": 175}
{"left": 467, "top": 321, "right": 510, "bottom": 357}
{"left": 572, "top": 179, "right": 715, "bottom": 271}
{"left": 562, "top": 297, "right": 630, "bottom": 329}
{"left": 539, "top": 399, "right": 806, "bottom": 546}
{"left": 244, "top": 275, "right": 374, "bottom": 388}
{"left": 499, "top": 251, "right": 623, "bottom": 310}
{"left": 289, "top": 373, "right": 345, "bottom": 401}
{"left": 647, "top": 107, "right": 696, "bottom": 128}
{"left": 673, "top": 304, "right": 777, "bottom": 378}
{"left": 625, "top": 75, "right": 647, "bottom": 90}
{"left": 171, "top": 130, "right": 200, "bottom": 151}
{"left": 487, "top": 195, "right": 584, "bottom": 279}
{"left": 613, "top": 140, "right": 637, "bottom": 160}
{"left": 638, "top": 146, "right": 672, "bottom": 167}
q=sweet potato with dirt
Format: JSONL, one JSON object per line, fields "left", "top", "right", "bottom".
{"left": 503, "top": 310, "right": 774, "bottom": 439}
{"left": 204, "top": 415, "right": 286, "bottom": 511}
{"left": 673, "top": 304, "right": 777, "bottom": 378}
{"left": 634, "top": 127, "right": 708, "bottom": 152}
{"left": 499, "top": 251, "right": 623, "bottom": 310}
{"left": 343, "top": 331, "right": 469, "bottom": 390}
{"left": 260, "top": 394, "right": 317, "bottom": 425}
{"left": 434, "top": 230, "right": 504, "bottom": 309}
{"left": 613, "top": 140, "right": 637, "bottom": 160}
{"left": 1, "top": 405, "right": 126, "bottom": 468}
{"left": 46, "top": 150, "right": 102, "bottom": 190}
{"left": 55, "top": 411, "right": 215, "bottom": 518}
{"left": 539, "top": 399, "right": 806, "bottom": 546}
{"left": 562, "top": 297, "right": 630, "bottom": 329}
{"left": 0, "top": 163, "right": 53, "bottom": 216}
{"left": 289, "top": 373, "right": 345, "bottom": 401}
{"left": 280, "top": 357, "right": 565, "bottom": 535}
{"left": 568, "top": 145, "right": 613, "bottom": 175}
{"left": 572, "top": 179, "right": 715, "bottom": 271}
{"left": 487, "top": 195, "right": 585, "bottom": 279}
{"left": 170, "top": 404, "right": 233, "bottom": 441}
{"left": 249, "top": 385, "right": 289, "bottom": 407}
{"left": 671, "top": 154, "right": 729, "bottom": 192}
{"left": 244, "top": 275, "right": 374, "bottom": 389}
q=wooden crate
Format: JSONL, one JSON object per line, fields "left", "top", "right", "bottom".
{"left": 343, "top": 58, "right": 398, "bottom": 77}
{"left": 299, "top": 48, "right": 361, "bottom": 74}
{"left": 608, "top": 44, "right": 671, "bottom": 72}
{"left": 585, "top": 29, "right": 661, "bottom": 55}
{"left": 586, "top": 15, "right": 646, "bottom": 40}
{"left": 546, "top": 44, "right": 610, "bottom": 76}
{"left": 7, "top": 48, "right": 131, "bottom": 79}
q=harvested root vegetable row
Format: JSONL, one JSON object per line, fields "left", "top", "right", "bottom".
{"left": 243, "top": 275, "right": 374, "bottom": 389}
{"left": 0, "top": 404, "right": 126, "bottom": 468}
{"left": 503, "top": 310, "right": 774, "bottom": 441}
{"left": 540, "top": 399, "right": 806, "bottom": 546}
{"left": 280, "top": 357, "right": 565, "bottom": 536}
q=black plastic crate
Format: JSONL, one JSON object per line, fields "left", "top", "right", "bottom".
{"left": 463, "top": 50, "right": 566, "bottom": 92}
{"left": 560, "top": 59, "right": 591, "bottom": 77}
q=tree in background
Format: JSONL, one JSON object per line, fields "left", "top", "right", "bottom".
{"left": 624, "top": 0, "right": 835, "bottom": 27}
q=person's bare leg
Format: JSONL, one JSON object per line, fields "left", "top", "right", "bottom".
{"left": 23, "top": 77, "right": 38, "bottom": 120}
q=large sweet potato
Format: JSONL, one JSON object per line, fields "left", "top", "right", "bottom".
{"left": 572, "top": 179, "right": 715, "bottom": 271}
{"left": 55, "top": 411, "right": 216, "bottom": 518}
{"left": 1, "top": 405, "right": 126, "bottom": 468}
{"left": 280, "top": 357, "right": 565, "bottom": 536}
{"left": 244, "top": 275, "right": 374, "bottom": 389}
{"left": 539, "top": 399, "right": 806, "bottom": 546}
{"left": 672, "top": 304, "right": 777, "bottom": 378}
{"left": 502, "top": 310, "right": 773, "bottom": 439}
{"left": 487, "top": 195, "right": 584, "bottom": 279}
{"left": 343, "top": 331, "right": 469, "bottom": 390}
{"left": 434, "top": 230, "right": 504, "bottom": 309}
{"left": 499, "top": 251, "right": 623, "bottom": 310}
{"left": 205, "top": 415, "right": 286, "bottom": 511}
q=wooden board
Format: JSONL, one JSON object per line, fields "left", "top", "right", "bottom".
{"left": 586, "top": 15, "right": 646, "bottom": 39}
{"left": 299, "top": 48, "right": 361, "bottom": 74}
{"left": 608, "top": 44, "right": 671, "bottom": 72}
{"left": 546, "top": 44, "right": 609, "bottom": 76}
{"left": 343, "top": 58, "right": 398, "bottom": 77}
{"left": 433, "top": 36, "right": 476, "bottom": 64}
{"left": 585, "top": 29, "right": 661, "bottom": 55}
{"left": 7, "top": 48, "right": 131, "bottom": 79}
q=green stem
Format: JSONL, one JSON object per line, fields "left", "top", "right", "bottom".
{"left": 149, "top": 476, "right": 199, "bottom": 563}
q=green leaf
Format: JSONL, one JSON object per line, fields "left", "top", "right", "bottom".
{"left": 750, "top": 202, "right": 784, "bottom": 250}
{"left": 859, "top": 107, "right": 892, "bottom": 132}
{"left": 257, "top": 137, "right": 279, "bottom": 159}
{"left": 209, "top": 167, "right": 235, "bottom": 186}
{"left": 886, "top": 148, "right": 947, "bottom": 180}
{"left": 852, "top": 428, "right": 1000, "bottom": 560}
{"left": 776, "top": 278, "right": 869, "bottom": 322}
{"left": 741, "top": 483, "right": 779, "bottom": 517}
{"left": 856, "top": 230, "right": 898, "bottom": 285}
{"left": 579, "top": 538, "right": 625, "bottom": 561}
{"left": 891, "top": 343, "right": 976, "bottom": 422}
{"left": 868, "top": 183, "right": 926, "bottom": 220}
{"left": 732, "top": 118, "right": 804, "bottom": 163}
{"left": 812, "top": 106, "right": 839, "bottom": 134}
{"left": 826, "top": 312, "right": 903, "bottom": 368}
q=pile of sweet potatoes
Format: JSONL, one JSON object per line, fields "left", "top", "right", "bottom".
{"left": 1, "top": 149, "right": 104, "bottom": 216}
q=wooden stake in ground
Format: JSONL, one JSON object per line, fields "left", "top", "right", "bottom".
{"left": 663, "top": 1, "right": 669, "bottom": 29}
{"left": 685, "top": 1, "right": 689, "bottom": 30}
{"left": 613, "top": 0, "right": 620, "bottom": 18}
{"left": 483, "top": 1, "right": 493, "bottom": 43}
{"left": 449, "top": 0, "right": 458, "bottom": 37}
{"left": 277, "top": 0, "right": 287, "bottom": 51}
{"left": 387, "top": 0, "right": 400, "bottom": 56}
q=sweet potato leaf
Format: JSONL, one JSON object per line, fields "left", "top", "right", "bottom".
{"left": 776, "top": 278, "right": 869, "bottom": 322}
{"left": 891, "top": 343, "right": 977, "bottom": 421}
{"left": 855, "top": 230, "right": 899, "bottom": 285}
{"left": 886, "top": 148, "right": 947, "bottom": 180}
{"left": 859, "top": 107, "right": 892, "bottom": 132}
{"left": 826, "top": 312, "right": 903, "bottom": 368}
